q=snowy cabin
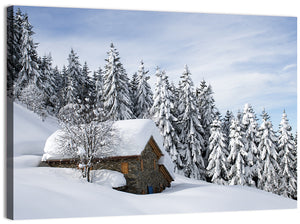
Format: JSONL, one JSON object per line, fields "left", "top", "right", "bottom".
{"left": 40, "top": 119, "right": 174, "bottom": 194}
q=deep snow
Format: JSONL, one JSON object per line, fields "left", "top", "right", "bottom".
{"left": 13, "top": 103, "right": 297, "bottom": 220}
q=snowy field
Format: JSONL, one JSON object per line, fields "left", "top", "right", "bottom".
{"left": 13, "top": 103, "right": 297, "bottom": 220}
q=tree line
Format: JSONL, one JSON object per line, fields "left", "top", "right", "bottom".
{"left": 7, "top": 8, "right": 297, "bottom": 199}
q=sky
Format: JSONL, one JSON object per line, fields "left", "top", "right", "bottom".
{"left": 18, "top": 5, "right": 297, "bottom": 131}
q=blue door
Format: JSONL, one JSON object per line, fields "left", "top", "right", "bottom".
{"left": 147, "top": 186, "right": 153, "bottom": 194}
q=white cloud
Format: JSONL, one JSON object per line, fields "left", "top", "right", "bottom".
{"left": 282, "top": 63, "right": 296, "bottom": 71}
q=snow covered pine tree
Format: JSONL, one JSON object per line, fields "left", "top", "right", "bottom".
{"left": 103, "top": 43, "right": 133, "bottom": 121}
{"left": 151, "top": 68, "right": 182, "bottom": 173}
{"left": 39, "top": 54, "right": 58, "bottom": 115}
{"left": 91, "top": 67, "right": 105, "bottom": 121}
{"left": 277, "top": 110, "right": 297, "bottom": 199}
{"left": 227, "top": 117, "right": 253, "bottom": 186}
{"left": 196, "top": 80, "right": 220, "bottom": 169}
{"left": 134, "top": 60, "right": 153, "bottom": 118}
{"left": 206, "top": 119, "right": 229, "bottom": 184}
{"left": 241, "top": 103, "right": 259, "bottom": 186}
{"left": 257, "top": 109, "right": 280, "bottom": 194}
{"left": 222, "top": 110, "right": 234, "bottom": 153}
{"left": 177, "top": 65, "right": 205, "bottom": 180}
{"left": 15, "top": 13, "right": 42, "bottom": 99}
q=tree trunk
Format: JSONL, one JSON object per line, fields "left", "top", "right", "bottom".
{"left": 87, "top": 167, "right": 90, "bottom": 182}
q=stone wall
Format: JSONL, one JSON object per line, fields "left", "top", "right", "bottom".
{"left": 137, "top": 144, "right": 170, "bottom": 194}
{"left": 93, "top": 156, "right": 142, "bottom": 194}
{"left": 39, "top": 159, "right": 78, "bottom": 168}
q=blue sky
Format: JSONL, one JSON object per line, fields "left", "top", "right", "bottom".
{"left": 18, "top": 6, "right": 297, "bottom": 131}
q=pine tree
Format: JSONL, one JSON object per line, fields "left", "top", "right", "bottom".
{"left": 77, "top": 61, "right": 93, "bottom": 120}
{"left": 103, "top": 43, "right": 133, "bottom": 120}
{"left": 169, "top": 81, "right": 182, "bottom": 148}
{"left": 177, "top": 65, "right": 205, "bottom": 180}
{"left": 64, "top": 67, "right": 77, "bottom": 106}
{"left": 92, "top": 67, "right": 105, "bottom": 121}
{"left": 135, "top": 60, "right": 153, "bottom": 118}
{"left": 14, "top": 13, "right": 41, "bottom": 98}
{"left": 7, "top": 8, "right": 24, "bottom": 98}
{"left": 277, "top": 110, "right": 297, "bottom": 199}
{"left": 236, "top": 110, "right": 243, "bottom": 123}
{"left": 82, "top": 62, "right": 92, "bottom": 103}
{"left": 151, "top": 67, "right": 164, "bottom": 120}
{"left": 206, "top": 119, "right": 229, "bottom": 184}
{"left": 293, "top": 131, "right": 297, "bottom": 189}
{"left": 257, "top": 109, "right": 280, "bottom": 193}
{"left": 222, "top": 110, "right": 234, "bottom": 155}
{"left": 242, "top": 103, "right": 259, "bottom": 186}
{"left": 292, "top": 131, "right": 297, "bottom": 199}
{"left": 52, "top": 66, "right": 63, "bottom": 114}
{"left": 130, "top": 72, "right": 138, "bottom": 116}
{"left": 63, "top": 50, "right": 94, "bottom": 124}
{"left": 60, "top": 65, "right": 68, "bottom": 106}
{"left": 151, "top": 69, "right": 182, "bottom": 172}
{"left": 151, "top": 67, "right": 163, "bottom": 117}
{"left": 169, "top": 82, "right": 180, "bottom": 117}
{"left": 91, "top": 68, "right": 103, "bottom": 104}
{"left": 66, "top": 49, "right": 83, "bottom": 102}
{"left": 261, "top": 108, "right": 270, "bottom": 121}
{"left": 39, "top": 54, "right": 57, "bottom": 114}
{"left": 227, "top": 118, "right": 253, "bottom": 186}
{"left": 196, "top": 80, "right": 218, "bottom": 163}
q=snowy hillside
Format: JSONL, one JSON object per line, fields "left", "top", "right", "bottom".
{"left": 13, "top": 103, "right": 58, "bottom": 156}
{"left": 13, "top": 103, "right": 297, "bottom": 220}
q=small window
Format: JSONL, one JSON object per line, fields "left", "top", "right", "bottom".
{"left": 121, "top": 162, "right": 128, "bottom": 174}
{"left": 153, "top": 159, "right": 156, "bottom": 169}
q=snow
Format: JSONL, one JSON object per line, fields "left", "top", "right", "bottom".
{"left": 42, "top": 118, "right": 175, "bottom": 179}
{"left": 14, "top": 167, "right": 297, "bottom": 219}
{"left": 13, "top": 102, "right": 58, "bottom": 156}
{"left": 13, "top": 103, "right": 297, "bottom": 219}
{"left": 91, "top": 169, "right": 126, "bottom": 188}
{"left": 41, "top": 129, "right": 73, "bottom": 160}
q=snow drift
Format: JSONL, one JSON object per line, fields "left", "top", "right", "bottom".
{"left": 91, "top": 169, "right": 126, "bottom": 188}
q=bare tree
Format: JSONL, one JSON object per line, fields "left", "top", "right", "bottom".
{"left": 57, "top": 103, "right": 118, "bottom": 182}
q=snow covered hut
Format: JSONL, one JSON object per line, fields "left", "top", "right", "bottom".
{"left": 41, "top": 119, "right": 174, "bottom": 194}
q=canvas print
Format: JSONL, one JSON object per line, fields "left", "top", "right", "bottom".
{"left": 6, "top": 5, "right": 297, "bottom": 220}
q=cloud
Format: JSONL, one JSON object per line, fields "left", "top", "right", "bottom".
{"left": 282, "top": 63, "right": 296, "bottom": 71}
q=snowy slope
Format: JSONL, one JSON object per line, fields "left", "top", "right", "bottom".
{"left": 13, "top": 103, "right": 58, "bottom": 156}
{"left": 13, "top": 103, "right": 297, "bottom": 220}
